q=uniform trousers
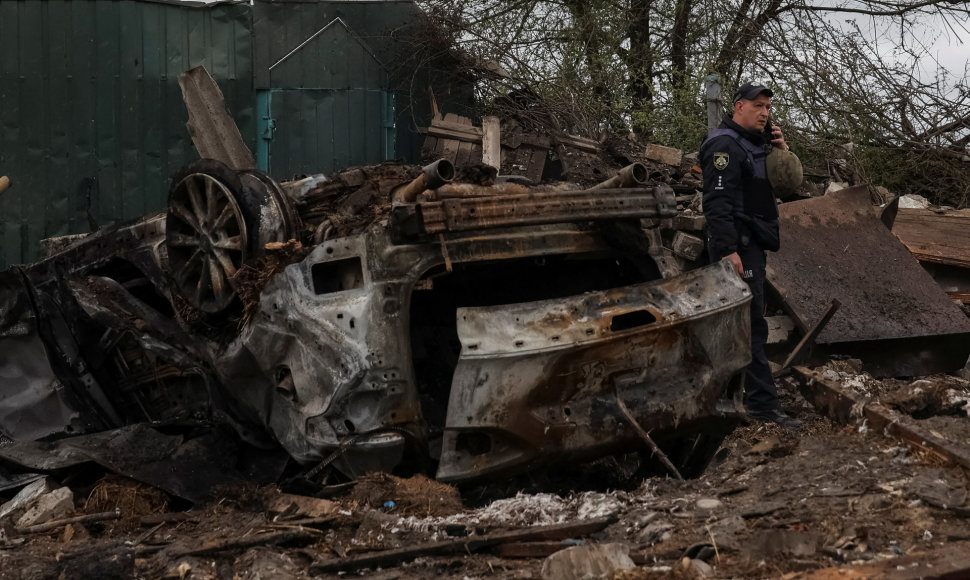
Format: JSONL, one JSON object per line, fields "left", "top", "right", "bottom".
{"left": 737, "top": 243, "right": 779, "bottom": 413}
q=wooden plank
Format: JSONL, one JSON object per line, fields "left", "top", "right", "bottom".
{"left": 310, "top": 515, "right": 618, "bottom": 574}
{"left": 525, "top": 147, "right": 546, "bottom": 182}
{"left": 792, "top": 366, "right": 970, "bottom": 470}
{"left": 947, "top": 291, "right": 970, "bottom": 303}
{"left": 442, "top": 112, "right": 467, "bottom": 124}
{"left": 556, "top": 133, "right": 599, "bottom": 153}
{"left": 433, "top": 118, "right": 483, "bottom": 135}
{"left": 519, "top": 132, "right": 551, "bottom": 148}
{"left": 774, "top": 299, "right": 841, "bottom": 376}
{"left": 426, "top": 125, "right": 481, "bottom": 143}
{"left": 177, "top": 66, "right": 255, "bottom": 170}
{"left": 454, "top": 140, "right": 476, "bottom": 168}
{"left": 421, "top": 135, "right": 440, "bottom": 159}
{"left": 440, "top": 138, "right": 460, "bottom": 164}
{"left": 893, "top": 209, "right": 970, "bottom": 269}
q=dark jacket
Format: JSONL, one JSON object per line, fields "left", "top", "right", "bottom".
{"left": 700, "top": 116, "right": 780, "bottom": 260}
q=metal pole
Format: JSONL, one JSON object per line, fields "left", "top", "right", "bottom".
{"left": 482, "top": 116, "right": 501, "bottom": 171}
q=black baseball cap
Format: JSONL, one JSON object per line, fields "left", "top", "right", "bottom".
{"left": 733, "top": 81, "right": 774, "bottom": 103}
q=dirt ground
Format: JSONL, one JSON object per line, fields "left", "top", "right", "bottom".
{"left": 2, "top": 361, "right": 969, "bottom": 580}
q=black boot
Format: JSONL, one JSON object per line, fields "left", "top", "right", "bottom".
{"left": 748, "top": 408, "right": 802, "bottom": 428}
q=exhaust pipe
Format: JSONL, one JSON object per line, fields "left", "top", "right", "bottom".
{"left": 393, "top": 159, "right": 455, "bottom": 203}
{"left": 591, "top": 163, "right": 648, "bottom": 190}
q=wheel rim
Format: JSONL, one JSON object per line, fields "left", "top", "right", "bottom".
{"left": 166, "top": 172, "right": 249, "bottom": 313}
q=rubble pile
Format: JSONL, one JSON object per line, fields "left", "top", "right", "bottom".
{"left": 3, "top": 66, "right": 970, "bottom": 579}
{"left": 4, "top": 368, "right": 970, "bottom": 580}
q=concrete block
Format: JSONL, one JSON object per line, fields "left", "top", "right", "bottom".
{"left": 644, "top": 143, "right": 683, "bottom": 167}
{"left": 766, "top": 315, "right": 796, "bottom": 344}
{"left": 671, "top": 231, "right": 705, "bottom": 261}
{"left": 0, "top": 477, "right": 54, "bottom": 521}
{"left": 672, "top": 213, "right": 706, "bottom": 231}
{"left": 16, "top": 486, "right": 74, "bottom": 529}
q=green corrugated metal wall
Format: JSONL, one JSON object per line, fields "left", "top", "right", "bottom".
{"left": 0, "top": 0, "right": 470, "bottom": 269}
{"left": 0, "top": 0, "right": 255, "bottom": 268}
{"left": 253, "top": 0, "right": 469, "bottom": 166}
{"left": 259, "top": 17, "right": 394, "bottom": 178}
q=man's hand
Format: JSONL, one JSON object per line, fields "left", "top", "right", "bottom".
{"left": 726, "top": 252, "right": 744, "bottom": 277}
{"left": 770, "top": 124, "right": 789, "bottom": 151}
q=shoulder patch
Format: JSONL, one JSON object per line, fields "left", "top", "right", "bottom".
{"left": 713, "top": 152, "right": 730, "bottom": 171}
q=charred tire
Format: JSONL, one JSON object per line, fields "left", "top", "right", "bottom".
{"left": 237, "top": 168, "right": 302, "bottom": 247}
{"left": 165, "top": 159, "right": 251, "bottom": 314}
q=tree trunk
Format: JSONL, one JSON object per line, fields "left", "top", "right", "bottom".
{"left": 627, "top": 0, "right": 654, "bottom": 136}
{"left": 714, "top": 0, "right": 784, "bottom": 81}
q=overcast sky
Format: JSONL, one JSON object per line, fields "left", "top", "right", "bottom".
{"left": 929, "top": 15, "right": 970, "bottom": 77}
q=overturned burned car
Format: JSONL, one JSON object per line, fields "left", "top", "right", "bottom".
{"left": 0, "top": 157, "right": 752, "bottom": 488}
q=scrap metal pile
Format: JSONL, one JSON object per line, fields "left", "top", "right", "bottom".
{"left": 0, "top": 69, "right": 761, "bottom": 504}
{"left": 3, "top": 67, "right": 970, "bottom": 579}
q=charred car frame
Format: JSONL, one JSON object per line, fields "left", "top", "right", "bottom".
{"left": 0, "top": 158, "right": 752, "bottom": 486}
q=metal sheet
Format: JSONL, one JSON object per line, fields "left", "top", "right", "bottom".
{"left": 0, "top": 424, "right": 277, "bottom": 503}
{"left": 437, "top": 259, "right": 752, "bottom": 483}
{"left": 768, "top": 187, "right": 970, "bottom": 365}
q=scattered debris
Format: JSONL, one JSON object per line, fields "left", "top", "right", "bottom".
{"left": 310, "top": 515, "right": 617, "bottom": 574}
{"left": 540, "top": 542, "right": 636, "bottom": 580}
{"left": 3, "top": 63, "right": 970, "bottom": 580}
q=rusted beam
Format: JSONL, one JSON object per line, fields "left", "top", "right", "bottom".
{"left": 391, "top": 186, "right": 676, "bottom": 241}
{"left": 433, "top": 183, "right": 531, "bottom": 199}
{"left": 310, "top": 515, "right": 618, "bottom": 574}
{"left": 792, "top": 366, "right": 970, "bottom": 470}
{"left": 590, "top": 163, "right": 648, "bottom": 190}
{"left": 391, "top": 159, "right": 455, "bottom": 203}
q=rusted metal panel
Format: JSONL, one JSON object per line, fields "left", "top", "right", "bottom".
{"left": 436, "top": 259, "right": 751, "bottom": 482}
{"left": 179, "top": 67, "right": 257, "bottom": 171}
{"left": 391, "top": 186, "right": 677, "bottom": 241}
{"left": 767, "top": 186, "right": 970, "bottom": 374}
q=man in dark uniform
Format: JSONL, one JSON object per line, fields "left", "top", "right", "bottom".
{"left": 700, "top": 81, "right": 800, "bottom": 428}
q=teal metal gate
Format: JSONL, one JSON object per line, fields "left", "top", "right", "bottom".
{"left": 257, "top": 88, "right": 395, "bottom": 179}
